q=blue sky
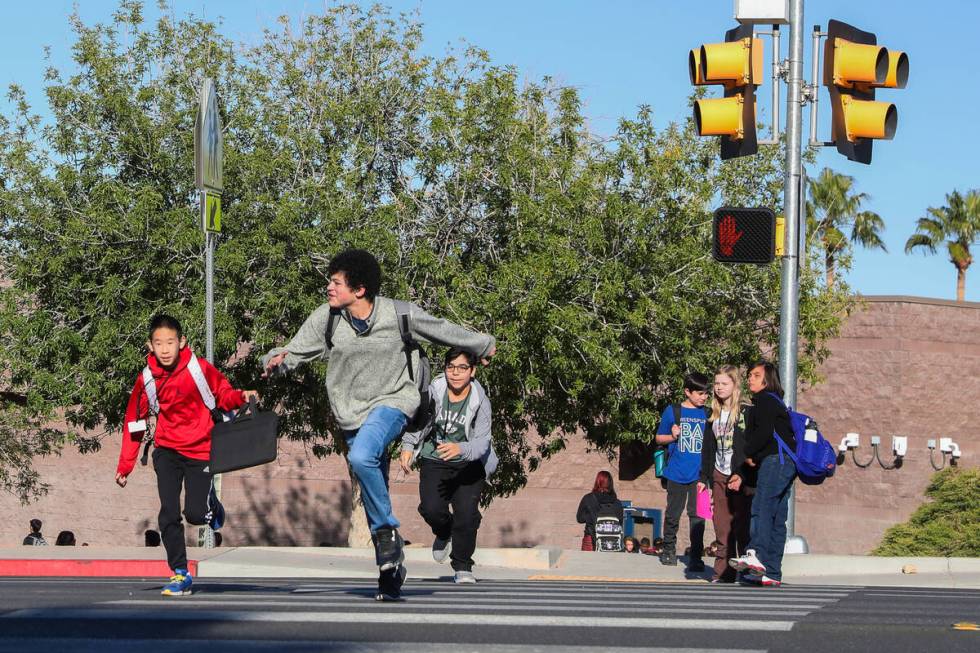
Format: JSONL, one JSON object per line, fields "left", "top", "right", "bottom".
{"left": 3, "top": 1, "right": 977, "bottom": 301}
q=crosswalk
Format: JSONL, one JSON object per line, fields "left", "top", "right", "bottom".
{"left": 0, "top": 577, "right": 855, "bottom": 652}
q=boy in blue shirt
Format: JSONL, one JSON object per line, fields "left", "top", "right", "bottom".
{"left": 656, "top": 372, "right": 709, "bottom": 570}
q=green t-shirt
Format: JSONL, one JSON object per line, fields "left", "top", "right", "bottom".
{"left": 419, "top": 390, "right": 471, "bottom": 462}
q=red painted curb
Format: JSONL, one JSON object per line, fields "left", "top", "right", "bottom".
{"left": 0, "top": 559, "right": 199, "bottom": 577}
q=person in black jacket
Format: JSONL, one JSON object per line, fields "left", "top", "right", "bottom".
{"left": 576, "top": 471, "right": 624, "bottom": 551}
{"left": 700, "top": 365, "right": 753, "bottom": 583}
{"left": 729, "top": 361, "right": 797, "bottom": 587}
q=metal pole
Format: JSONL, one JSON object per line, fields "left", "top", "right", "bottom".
{"left": 809, "top": 25, "right": 823, "bottom": 146}
{"left": 202, "top": 191, "right": 217, "bottom": 550}
{"left": 771, "top": 25, "right": 781, "bottom": 141}
{"left": 779, "top": 0, "right": 809, "bottom": 554}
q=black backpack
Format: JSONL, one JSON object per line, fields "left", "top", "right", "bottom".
{"left": 325, "top": 299, "right": 433, "bottom": 432}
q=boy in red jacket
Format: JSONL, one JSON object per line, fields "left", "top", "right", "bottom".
{"left": 116, "top": 314, "right": 257, "bottom": 596}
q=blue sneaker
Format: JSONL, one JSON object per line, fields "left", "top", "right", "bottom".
{"left": 161, "top": 570, "right": 193, "bottom": 596}
{"left": 206, "top": 485, "right": 225, "bottom": 531}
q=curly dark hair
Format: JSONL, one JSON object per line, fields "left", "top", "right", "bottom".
{"left": 327, "top": 249, "right": 382, "bottom": 300}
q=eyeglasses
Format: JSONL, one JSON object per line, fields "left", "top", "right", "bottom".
{"left": 445, "top": 364, "right": 473, "bottom": 373}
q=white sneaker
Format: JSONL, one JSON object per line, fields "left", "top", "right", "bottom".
{"left": 432, "top": 536, "right": 452, "bottom": 564}
{"left": 728, "top": 549, "right": 766, "bottom": 574}
{"left": 453, "top": 570, "right": 477, "bottom": 584}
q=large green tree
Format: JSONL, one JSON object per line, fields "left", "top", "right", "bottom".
{"left": 806, "top": 167, "right": 886, "bottom": 289}
{"left": 0, "top": 1, "right": 849, "bottom": 506}
{"left": 904, "top": 189, "right": 980, "bottom": 302}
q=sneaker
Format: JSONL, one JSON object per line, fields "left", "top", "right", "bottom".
{"left": 728, "top": 549, "right": 766, "bottom": 574}
{"left": 739, "top": 572, "right": 763, "bottom": 586}
{"left": 432, "top": 536, "right": 452, "bottom": 564}
{"left": 453, "top": 570, "right": 477, "bottom": 584}
{"left": 374, "top": 527, "right": 405, "bottom": 571}
{"left": 161, "top": 570, "right": 193, "bottom": 596}
{"left": 206, "top": 485, "right": 225, "bottom": 531}
{"left": 659, "top": 551, "right": 677, "bottom": 566}
{"left": 375, "top": 564, "right": 407, "bottom": 601}
{"left": 687, "top": 559, "right": 706, "bottom": 572}
{"left": 760, "top": 575, "right": 782, "bottom": 587}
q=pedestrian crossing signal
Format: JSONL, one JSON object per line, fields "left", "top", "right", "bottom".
{"left": 712, "top": 207, "right": 775, "bottom": 264}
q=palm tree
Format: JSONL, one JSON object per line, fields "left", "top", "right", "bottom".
{"left": 905, "top": 190, "right": 980, "bottom": 302}
{"left": 806, "top": 167, "right": 887, "bottom": 288}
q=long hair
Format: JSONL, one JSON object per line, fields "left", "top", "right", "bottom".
{"left": 709, "top": 365, "right": 748, "bottom": 422}
{"left": 592, "top": 470, "right": 616, "bottom": 497}
{"left": 752, "top": 360, "right": 784, "bottom": 397}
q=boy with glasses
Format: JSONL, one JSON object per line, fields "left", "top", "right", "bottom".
{"left": 263, "top": 250, "right": 495, "bottom": 600}
{"left": 400, "top": 347, "right": 498, "bottom": 584}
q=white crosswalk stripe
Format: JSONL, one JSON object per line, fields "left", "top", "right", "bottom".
{"left": 1, "top": 578, "right": 855, "bottom": 651}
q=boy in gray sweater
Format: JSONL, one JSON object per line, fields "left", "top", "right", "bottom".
{"left": 262, "top": 249, "right": 495, "bottom": 600}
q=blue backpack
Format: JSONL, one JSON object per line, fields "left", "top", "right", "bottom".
{"left": 768, "top": 393, "right": 837, "bottom": 485}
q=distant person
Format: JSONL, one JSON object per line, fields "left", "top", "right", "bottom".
{"left": 624, "top": 536, "right": 640, "bottom": 553}
{"left": 701, "top": 365, "right": 754, "bottom": 583}
{"left": 116, "top": 314, "right": 258, "bottom": 596}
{"left": 656, "top": 373, "right": 709, "bottom": 570}
{"left": 400, "top": 347, "right": 498, "bottom": 585}
{"left": 22, "top": 519, "right": 47, "bottom": 546}
{"left": 639, "top": 537, "right": 653, "bottom": 555}
{"left": 576, "top": 471, "right": 624, "bottom": 551}
{"left": 262, "top": 249, "right": 495, "bottom": 600}
{"left": 55, "top": 530, "right": 76, "bottom": 546}
{"left": 144, "top": 529, "right": 161, "bottom": 547}
{"left": 729, "top": 361, "right": 797, "bottom": 587}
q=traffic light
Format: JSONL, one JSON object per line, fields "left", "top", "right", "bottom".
{"left": 823, "top": 19, "right": 909, "bottom": 164}
{"left": 712, "top": 207, "right": 775, "bottom": 264}
{"left": 690, "top": 24, "right": 763, "bottom": 160}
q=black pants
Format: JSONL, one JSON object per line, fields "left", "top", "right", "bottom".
{"left": 662, "top": 479, "right": 705, "bottom": 561}
{"left": 418, "top": 458, "right": 486, "bottom": 572}
{"left": 153, "top": 447, "right": 212, "bottom": 572}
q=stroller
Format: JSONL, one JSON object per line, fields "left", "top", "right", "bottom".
{"left": 594, "top": 516, "right": 624, "bottom": 552}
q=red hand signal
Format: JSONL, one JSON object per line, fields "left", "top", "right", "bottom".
{"left": 719, "top": 215, "right": 743, "bottom": 257}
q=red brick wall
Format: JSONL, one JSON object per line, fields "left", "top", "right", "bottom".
{"left": 3, "top": 296, "right": 976, "bottom": 554}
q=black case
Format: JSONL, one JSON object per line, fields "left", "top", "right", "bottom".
{"left": 209, "top": 398, "right": 280, "bottom": 474}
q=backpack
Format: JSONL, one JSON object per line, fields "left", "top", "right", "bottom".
{"left": 325, "top": 299, "right": 432, "bottom": 432}
{"left": 139, "top": 352, "right": 231, "bottom": 466}
{"left": 593, "top": 497, "right": 624, "bottom": 552}
{"left": 767, "top": 392, "right": 837, "bottom": 485}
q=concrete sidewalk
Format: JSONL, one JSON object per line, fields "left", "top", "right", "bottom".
{"left": 2, "top": 546, "right": 978, "bottom": 588}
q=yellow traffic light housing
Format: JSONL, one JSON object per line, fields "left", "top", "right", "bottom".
{"left": 824, "top": 20, "right": 909, "bottom": 164}
{"left": 690, "top": 24, "right": 763, "bottom": 160}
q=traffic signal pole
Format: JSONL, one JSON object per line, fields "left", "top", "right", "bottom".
{"left": 778, "top": 0, "right": 808, "bottom": 553}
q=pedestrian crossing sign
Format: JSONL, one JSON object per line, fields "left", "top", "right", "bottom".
{"left": 204, "top": 193, "right": 222, "bottom": 233}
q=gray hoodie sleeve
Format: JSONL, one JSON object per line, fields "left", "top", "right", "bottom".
{"left": 408, "top": 304, "right": 495, "bottom": 358}
{"left": 458, "top": 392, "right": 492, "bottom": 462}
{"left": 261, "top": 304, "right": 332, "bottom": 372}
{"left": 400, "top": 381, "right": 436, "bottom": 452}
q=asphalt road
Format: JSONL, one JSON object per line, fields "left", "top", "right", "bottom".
{"left": 0, "top": 576, "right": 977, "bottom": 652}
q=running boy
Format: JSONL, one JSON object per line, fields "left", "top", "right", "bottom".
{"left": 262, "top": 249, "right": 495, "bottom": 601}
{"left": 115, "top": 314, "right": 257, "bottom": 596}
{"left": 655, "top": 372, "right": 709, "bottom": 570}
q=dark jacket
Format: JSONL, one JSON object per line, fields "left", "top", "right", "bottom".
{"left": 576, "top": 491, "right": 624, "bottom": 538}
{"left": 743, "top": 391, "right": 796, "bottom": 463}
{"left": 700, "top": 404, "right": 756, "bottom": 488}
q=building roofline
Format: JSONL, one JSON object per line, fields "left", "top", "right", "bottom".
{"left": 857, "top": 294, "right": 980, "bottom": 309}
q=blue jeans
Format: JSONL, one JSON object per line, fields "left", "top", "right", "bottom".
{"left": 344, "top": 406, "right": 408, "bottom": 533}
{"left": 748, "top": 453, "right": 796, "bottom": 581}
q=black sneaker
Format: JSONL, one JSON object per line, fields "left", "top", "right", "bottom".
{"left": 373, "top": 527, "right": 405, "bottom": 571}
{"left": 206, "top": 484, "right": 225, "bottom": 531}
{"left": 660, "top": 551, "right": 677, "bottom": 566}
{"left": 375, "top": 564, "right": 407, "bottom": 601}
{"left": 687, "top": 559, "right": 706, "bottom": 572}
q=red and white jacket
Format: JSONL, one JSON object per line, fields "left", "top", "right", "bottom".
{"left": 117, "top": 347, "right": 245, "bottom": 477}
